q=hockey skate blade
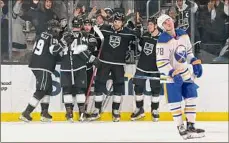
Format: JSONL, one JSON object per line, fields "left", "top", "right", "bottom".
{"left": 187, "top": 132, "right": 205, "bottom": 139}
{"left": 40, "top": 117, "right": 52, "bottom": 122}
{"left": 131, "top": 114, "right": 145, "bottom": 121}
{"left": 67, "top": 118, "right": 74, "bottom": 123}
{"left": 153, "top": 117, "right": 159, "bottom": 122}
{"left": 88, "top": 114, "right": 101, "bottom": 121}
{"left": 19, "top": 116, "right": 30, "bottom": 123}
{"left": 113, "top": 117, "right": 120, "bottom": 122}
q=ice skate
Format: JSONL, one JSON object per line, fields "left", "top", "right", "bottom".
{"left": 112, "top": 109, "right": 120, "bottom": 122}
{"left": 187, "top": 122, "right": 205, "bottom": 139}
{"left": 40, "top": 110, "right": 52, "bottom": 122}
{"left": 19, "top": 111, "right": 32, "bottom": 122}
{"left": 131, "top": 108, "right": 145, "bottom": 121}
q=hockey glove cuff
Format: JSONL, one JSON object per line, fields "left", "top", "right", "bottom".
{"left": 190, "top": 57, "right": 203, "bottom": 78}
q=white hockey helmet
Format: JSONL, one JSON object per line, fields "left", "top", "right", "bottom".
{"left": 157, "top": 14, "right": 173, "bottom": 31}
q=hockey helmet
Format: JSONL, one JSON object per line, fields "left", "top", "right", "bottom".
{"left": 157, "top": 14, "right": 173, "bottom": 31}
{"left": 72, "top": 16, "right": 83, "bottom": 28}
{"left": 113, "top": 12, "right": 125, "bottom": 22}
{"left": 47, "top": 19, "right": 61, "bottom": 37}
{"left": 83, "top": 18, "right": 93, "bottom": 25}
{"left": 104, "top": 7, "right": 114, "bottom": 16}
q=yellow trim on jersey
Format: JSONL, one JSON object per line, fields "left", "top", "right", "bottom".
{"left": 157, "top": 61, "right": 169, "bottom": 67}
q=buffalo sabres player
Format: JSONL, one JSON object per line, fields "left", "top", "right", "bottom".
{"left": 88, "top": 12, "right": 139, "bottom": 122}
{"left": 60, "top": 17, "right": 99, "bottom": 122}
{"left": 19, "top": 20, "right": 67, "bottom": 122}
{"left": 156, "top": 14, "right": 205, "bottom": 139}
{"left": 131, "top": 17, "right": 161, "bottom": 122}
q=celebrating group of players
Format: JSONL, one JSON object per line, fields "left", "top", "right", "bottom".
{"left": 19, "top": 9, "right": 205, "bottom": 139}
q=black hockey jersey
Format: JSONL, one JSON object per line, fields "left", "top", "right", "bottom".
{"left": 137, "top": 32, "right": 160, "bottom": 73}
{"left": 29, "top": 32, "right": 63, "bottom": 73}
{"left": 176, "top": 0, "right": 197, "bottom": 33}
{"left": 60, "top": 31, "right": 97, "bottom": 71}
{"left": 100, "top": 25, "right": 138, "bottom": 65}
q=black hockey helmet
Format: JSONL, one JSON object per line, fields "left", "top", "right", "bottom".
{"left": 148, "top": 16, "right": 157, "bottom": 25}
{"left": 72, "top": 16, "right": 83, "bottom": 28}
{"left": 83, "top": 18, "right": 93, "bottom": 25}
{"left": 113, "top": 12, "right": 125, "bottom": 22}
{"left": 47, "top": 19, "right": 61, "bottom": 37}
{"left": 104, "top": 7, "right": 114, "bottom": 16}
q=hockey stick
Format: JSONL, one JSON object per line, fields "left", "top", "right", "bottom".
{"left": 69, "top": 49, "right": 75, "bottom": 85}
{"left": 126, "top": 74, "right": 194, "bottom": 83}
{"left": 100, "top": 81, "right": 113, "bottom": 113}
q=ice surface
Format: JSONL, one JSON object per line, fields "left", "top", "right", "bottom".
{"left": 1, "top": 121, "right": 228, "bottom": 142}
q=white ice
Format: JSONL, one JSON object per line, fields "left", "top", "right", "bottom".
{"left": 1, "top": 121, "right": 228, "bottom": 142}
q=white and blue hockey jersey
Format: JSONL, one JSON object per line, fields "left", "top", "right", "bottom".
{"left": 156, "top": 29, "right": 195, "bottom": 82}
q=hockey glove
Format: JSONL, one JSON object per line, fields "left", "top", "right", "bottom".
{"left": 89, "top": 55, "right": 101, "bottom": 68}
{"left": 169, "top": 69, "right": 183, "bottom": 86}
{"left": 190, "top": 57, "right": 203, "bottom": 78}
{"left": 61, "top": 33, "right": 74, "bottom": 47}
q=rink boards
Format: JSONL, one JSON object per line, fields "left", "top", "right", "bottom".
{"left": 1, "top": 64, "right": 228, "bottom": 121}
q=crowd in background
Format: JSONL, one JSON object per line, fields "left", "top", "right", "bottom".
{"left": 1, "top": 0, "right": 229, "bottom": 63}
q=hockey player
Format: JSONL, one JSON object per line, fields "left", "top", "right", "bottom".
{"left": 156, "top": 14, "right": 205, "bottom": 139}
{"left": 82, "top": 18, "right": 104, "bottom": 95}
{"left": 60, "top": 17, "right": 99, "bottom": 122}
{"left": 131, "top": 17, "right": 161, "bottom": 122}
{"left": 88, "top": 12, "right": 139, "bottom": 122}
{"left": 19, "top": 19, "right": 67, "bottom": 122}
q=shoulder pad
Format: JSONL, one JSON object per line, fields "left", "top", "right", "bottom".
{"left": 175, "top": 29, "right": 188, "bottom": 36}
{"left": 157, "top": 32, "right": 173, "bottom": 43}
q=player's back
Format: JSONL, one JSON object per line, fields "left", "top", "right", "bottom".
{"left": 29, "top": 32, "right": 57, "bottom": 73}
{"left": 60, "top": 31, "right": 88, "bottom": 72}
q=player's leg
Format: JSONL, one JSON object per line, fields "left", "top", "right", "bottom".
{"left": 164, "top": 83, "right": 188, "bottom": 139}
{"left": 73, "top": 69, "right": 87, "bottom": 121}
{"left": 111, "top": 65, "right": 125, "bottom": 122}
{"left": 61, "top": 72, "right": 74, "bottom": 122}
{"left": 131, "top": 70, "right": 146, "bottom": 121}
{"left": 19, "top": 70, "right": 46, "bottom": 122}
{"left": 40, "top": 71, "right": 53, "bottom": 122}
{"left": 89, "top": 63, "right": 110, "bottom": 121}
{"left": 182, "top": 83, "right": 205, "bottom": 139}
{"left": 150, "top": 73, "right": 161, "bottom": 122}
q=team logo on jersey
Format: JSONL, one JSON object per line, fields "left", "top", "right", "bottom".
{"left": 109, "top": 35, "right": 121, "bottom": 48}
{"left": 143, "top": 42, "right": 154, "bottom": 56}
{"left": 174, "top": 45, "right": 187, "bottom": 63}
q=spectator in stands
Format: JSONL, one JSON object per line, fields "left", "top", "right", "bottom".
{"left": 201, "top": 0, "right": 227, "bottom": 44}
{"left": 52, "top": 1, "right": 67, "bottom": 20}
{"left": 12, "top": 0, "right": 27, "bottom": 62}
{"left": 32, "top": 0, "right": 58, "bottom": 38}
{"left": 1, "top": 0, "right": 9, "bottom": 61}
{"left": 167, "top": 6, "right": 178, "bottom": 28}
